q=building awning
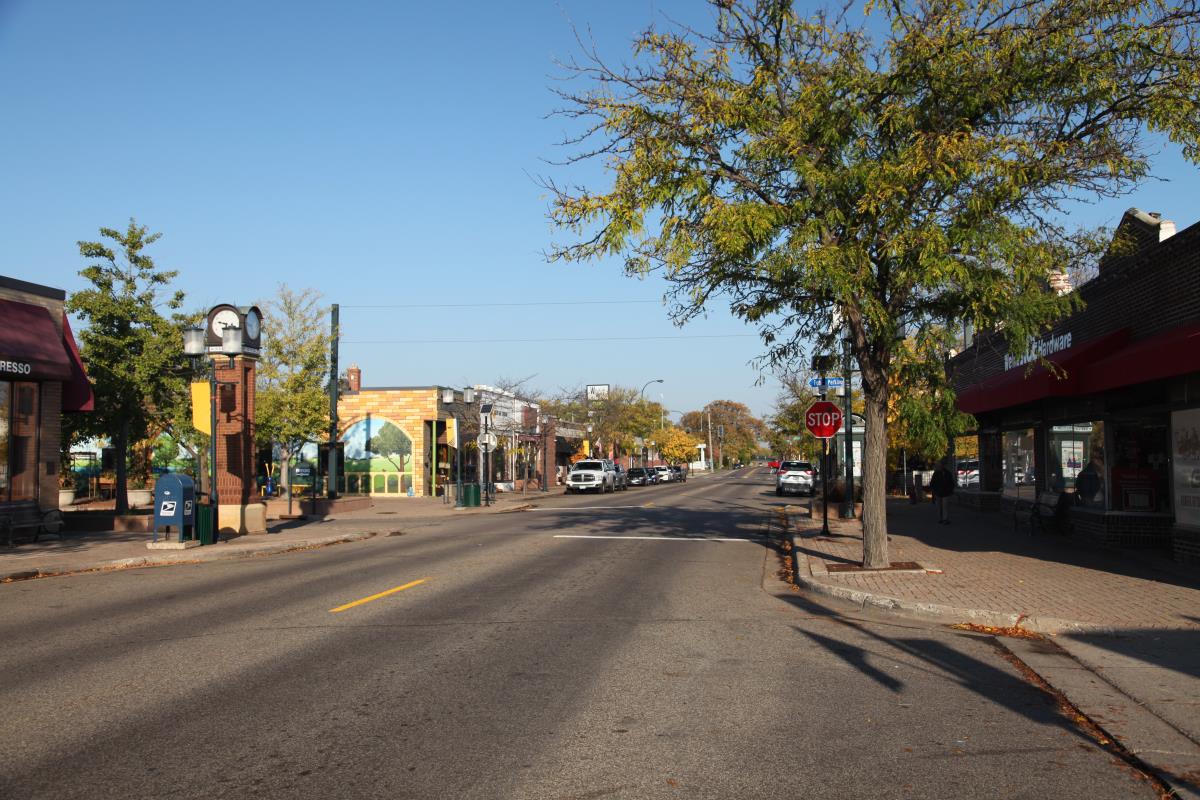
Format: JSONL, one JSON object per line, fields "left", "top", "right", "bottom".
{"left": 60, "top": 314, "right": 94, "bottom": 412}
{"left": 956, "top": 329, "right": 1129, "bottom": 415}
{"left": 1078, "top": 321, "right": 1200, "bottom": 395}
{"left": 0, "top": 299, "right": 72, "bottom": 381}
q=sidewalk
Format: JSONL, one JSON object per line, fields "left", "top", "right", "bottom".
{"left": 0, "top": 489, "right": 554, "bottom": 583}
{"left": 788, "top": 497, "right": 1200, "bottom": 799}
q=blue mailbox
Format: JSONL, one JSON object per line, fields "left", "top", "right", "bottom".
{"left": 153, "top": 474, "right": 196, "bottom": 543}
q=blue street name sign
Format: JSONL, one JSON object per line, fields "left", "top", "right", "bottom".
{"left": 808, "top": 377, "right": 845, "bottom": 388}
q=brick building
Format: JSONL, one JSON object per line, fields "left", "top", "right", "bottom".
{"left": 951, "top": 209, "right": 1200, "bottom": 564}
{"left": 334, "top": 368, "right": 560, "bottom": 497}
{"left": 0, "top": 276, "right": 93, "bottom": 516}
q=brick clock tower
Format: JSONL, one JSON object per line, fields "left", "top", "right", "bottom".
{"left": 204, "top": 304, "right": 266, "bottom": 535}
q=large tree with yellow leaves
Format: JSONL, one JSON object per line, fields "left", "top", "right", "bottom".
{"left": 546, "top": 0, "right": 1200, "bottom": 567}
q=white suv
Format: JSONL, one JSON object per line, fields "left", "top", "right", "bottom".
{"left": 775, "top": 461, "right": 815, "bottom": 497}
{"left": 566, "top": 459, "right": 616, "bottom": 494}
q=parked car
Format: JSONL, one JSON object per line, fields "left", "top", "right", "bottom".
{"left": 733, "top": 462, "right": 744, "bottom": 469}
{"left": 612, "top": 464, "right": 629, "bottom": 491}
{"left": 768, "top": 460, "right": 781, "bottom": 473}
{"left": 626, "top": 467, "right": 653, "bottom": 486}
{"left": 566, "top": 459, "right": 616, "bottom": 494}
{"left": 775, "top": 460, "right": 816, "bottom": 496}
{"left": 669, "top": 465, "right": 687, "bottom": 483}
{"left": 957, "top": 459, "right": 980, "bottom": 488}
{"left": 646, "top": 467, "right": 660, "bottom": 484}
{"left": 655, "top": 465, "right": 673, "bottom": 483}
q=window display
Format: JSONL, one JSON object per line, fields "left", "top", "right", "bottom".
{"left": 1173, "top": 408, "right": 1200, "bottom": 528}
{"left": 1110, "top": 418, "right": 1170, "bottom": 512}
{"left": 1002, "top": 428, "right": 1036, "bottom": 501}
{"left": 1, "top": 381, "right": 39, "bottom": 503}
{"left": 1049, "top": 422, "right": 1105, "bottom": 508}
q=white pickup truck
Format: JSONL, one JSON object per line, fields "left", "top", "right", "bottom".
{"left": 566, "top": 459, "right": 616, "bottom": 494}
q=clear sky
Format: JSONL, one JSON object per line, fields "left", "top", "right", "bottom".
{"left": 2, "top": 0, "right": 1197, "bottom": 421}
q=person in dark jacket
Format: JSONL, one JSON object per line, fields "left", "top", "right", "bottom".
{"left": 930, "top": 459, "right": 956, "bottom": 525}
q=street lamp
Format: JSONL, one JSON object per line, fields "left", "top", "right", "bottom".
{"left": 640, "top": 378, "right": 663, "bottom": 400}
{"left": 481, "top": 400, "right": 494, "bottom": 506}
{"left": 839, "top": 334, "right": 856, "bottom": 519}
{"left": 183, "top": 324, "right": 244, "bottom": 541}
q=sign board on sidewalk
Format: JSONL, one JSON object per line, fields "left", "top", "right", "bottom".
{"left": 477, "top": 432, "right": 498, "bottom": 449}
{"left": 804, "top": 401, "right": 844, "bottom": 439}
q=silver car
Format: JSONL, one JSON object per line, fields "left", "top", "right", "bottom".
{"left": 775, "top": 460, "right": 815, "bottom": 497}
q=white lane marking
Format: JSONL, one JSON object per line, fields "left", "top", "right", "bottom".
{"left": 553, "top": 535, "right": 756, "bottom": 542}
{"left": 539, "top": 506, "right": 649, "bottom": 511}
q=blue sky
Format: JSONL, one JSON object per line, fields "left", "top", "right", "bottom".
{"left": 2, "top": 0, "right": 1197, "bottom": 420}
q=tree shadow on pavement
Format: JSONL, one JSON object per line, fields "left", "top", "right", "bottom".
{"left": 777, "top": 590, "right": 1102, "bottom": 750}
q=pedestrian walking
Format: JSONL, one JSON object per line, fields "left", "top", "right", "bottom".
{"left": 930, "top": 459, "right": 956, "bottom": 525}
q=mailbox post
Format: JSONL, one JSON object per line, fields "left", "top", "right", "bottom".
{"left": 151, "top": 474, "right": 198, "bottom": 548}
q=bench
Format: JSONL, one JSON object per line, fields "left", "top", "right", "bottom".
{"left": 1029, "top": 491, "right": 1070, "bottom": 535}
{"left": 2, "top": 505, "right": 64, "bottom": 547}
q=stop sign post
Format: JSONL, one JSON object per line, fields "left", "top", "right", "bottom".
{"left": 805, "top": 401, "right": 844, "bottom": 535}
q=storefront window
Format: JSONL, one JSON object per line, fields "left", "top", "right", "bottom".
{"left": 1002, "top": 428, "right": 1037, "bottom": 501}
{"left": 1110, "top": 418, "right": 1170, "bottom": 512}
{"left": 1, "top": 381, "right": 40, "bottom": 503}
{"left": 0, "top": 383, "right": 9, "bottom": 497}
{"left": 1048, "top": 422, "right": 1105, "bottom": 508}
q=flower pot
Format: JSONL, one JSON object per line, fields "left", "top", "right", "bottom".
{"left": 127, "top": 489, "right": 153, "bottom": 507}
{"left": 58, "top": 489, "right": 76, "bottom": 507}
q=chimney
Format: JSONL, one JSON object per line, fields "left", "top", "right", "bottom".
{"left": 347, "top": 364, "right": 362, "bottom": 392}
{"left": 1098, "top": 208, "right": 1177, "bottom": 275}
{"left": 1048, "top": 271, "right": 1072, "bottom": 296}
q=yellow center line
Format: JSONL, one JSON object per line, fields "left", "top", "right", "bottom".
{"left": 642, "top": 502, "right": 655, "bottom": 507}
{"left": 329, "top": 578, "right": 428, "bottom": 613}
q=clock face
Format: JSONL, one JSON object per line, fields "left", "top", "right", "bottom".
{"left": 244, "top": 309, "right": 261, "bottom": 340}
{"left": 210, "top": 308, "right": 240, "bottom": 338}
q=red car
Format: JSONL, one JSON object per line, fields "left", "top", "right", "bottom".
{"left": 768, "top": 460, "right": 781, "bottom": 472}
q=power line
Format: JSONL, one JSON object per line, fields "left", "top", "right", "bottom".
{"left": 343, "top": 333, "right": 758, "bottom": 345}
{"left": 341, "top": 299, "right": 660, "bottom": 310}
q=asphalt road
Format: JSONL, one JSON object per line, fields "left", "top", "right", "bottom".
{"left": 0, "top": 470, "right": 1156, "bottom": 799}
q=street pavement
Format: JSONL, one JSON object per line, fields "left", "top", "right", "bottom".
{"left": 786, "top": 477, "right": 1200, "bottom": 799}
{"left": 0, "top": 469, "right": 1194, "bottom": 798}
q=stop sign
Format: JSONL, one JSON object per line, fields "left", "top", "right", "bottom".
{"left": 805, "top": 401, "right": 844, "bottom": 438}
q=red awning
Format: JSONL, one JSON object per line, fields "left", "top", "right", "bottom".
{"left": 1078, "top": 321, "right": 1200, "bottom": 395}
{"left": 61, "top": 314, "right": 94, "bottom": 412}
{"left": 0, "top": 299, "right": 71, "bottom": 381}
{"left": 956, "top": 329, "right": 1129, "bottom": 415}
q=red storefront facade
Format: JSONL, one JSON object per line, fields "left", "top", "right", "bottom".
{"left": 0, "top": 276, "right": 93, "bottom": 515}
{"left": 951, "top": 210, "right": 1200, "bottom": 565}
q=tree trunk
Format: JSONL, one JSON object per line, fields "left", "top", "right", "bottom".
{"left": 861, "top": 381, "right": 890, "bottom": 569}
{"left": 114, "top": 421, "right": 129, "bottom": 515}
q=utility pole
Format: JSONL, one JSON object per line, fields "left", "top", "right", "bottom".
{"left": 326, "top": 303, "right": 339, "bottom": 500}
{"left": 706, "top": 412, "right": 714, "bottom": 472}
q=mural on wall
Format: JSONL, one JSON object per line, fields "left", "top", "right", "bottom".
{"left": 341, "top": 417, "right": 414, "bottom": 494}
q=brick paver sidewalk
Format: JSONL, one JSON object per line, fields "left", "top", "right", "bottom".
{"left": 791, "top": 497, "right": 1200, "bottom": 631}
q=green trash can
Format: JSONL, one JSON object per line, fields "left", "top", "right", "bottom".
{"left": 196, "top": 504, "right": 215, "bottom": 545}
{"left": 462, "top": 483, "right": 481, "bottom": 508}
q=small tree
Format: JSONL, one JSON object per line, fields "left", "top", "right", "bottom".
{"left": 255, "top": 286, "right": 331, "bottom": 507}
{"left": 658, "top": 427, "right": 701, "bottom": 465}
{"left": 68, "top": 219, "right": 184, "bottom": 513}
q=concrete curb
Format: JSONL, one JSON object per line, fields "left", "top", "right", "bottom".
{"left": 0, "top": 531, "right": 375, "bottom": 582}
{"left": 789, "top": 533, "right": 1110, "bottom": 635}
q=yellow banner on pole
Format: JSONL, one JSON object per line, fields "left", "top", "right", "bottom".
{"left": 191, "top": 382, "right": 211, "bottom": 434}
{"left": 445, "top": 418, "right": 457, "bottom": 444}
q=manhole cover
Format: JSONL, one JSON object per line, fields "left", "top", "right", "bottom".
{"left": 825, "top": 561, "right": 923, "bottom": 573}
